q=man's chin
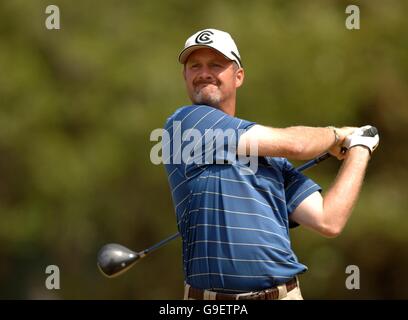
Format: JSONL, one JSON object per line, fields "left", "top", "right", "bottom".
{"left": 192, "top": 99, "right": 221, "bottom": 108}
{"left": 192, "top": 93, "right": 222, "bottom": 107}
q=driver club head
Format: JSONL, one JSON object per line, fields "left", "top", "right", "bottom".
{"left": 97, "top": 243, "right": 142, "bottom": 278}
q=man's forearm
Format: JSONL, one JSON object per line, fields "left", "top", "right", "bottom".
{"left": 271, "top": 126, "right": 337, "bottom": 159}
{"left": 239, "top": 125, "right": 352, "bottom": 160}
{"left": 322, "top": 147, "right": 370, "bottom": 235}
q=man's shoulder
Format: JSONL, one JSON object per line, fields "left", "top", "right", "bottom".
{"left": 170, "top": 104, "right": 216, "bottom": 118}
{"left": 167, "top": 104, "right": 193, "bottom": 119}
{"left": 165, "top": 105, "right": 217, "bottom": 126}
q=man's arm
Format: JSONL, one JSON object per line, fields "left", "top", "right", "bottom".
{"left": 238, "top": 124, "right": 356, "bottom": 160}
{"left": 289, "top": 146, "right": 370, "bottom": 237}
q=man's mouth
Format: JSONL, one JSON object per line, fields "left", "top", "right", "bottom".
{"left": 194, "top": 82, "right": 217, "bottom": 90}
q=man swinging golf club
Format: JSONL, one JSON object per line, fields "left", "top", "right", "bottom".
{"left": 163, "top": 28, "right": 379, "bottom": 300}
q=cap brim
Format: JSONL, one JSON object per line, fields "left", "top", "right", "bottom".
{"left": 178, "top": 44, "right": 238, "bottom": 66}
{"left": 178, "top": 45, "right": 214, "bottom": 64}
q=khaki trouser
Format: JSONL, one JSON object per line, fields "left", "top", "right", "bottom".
{"left": 280, "top": 286, "right": 303, "bottom": 300}
{"left": 183, "top": 277, "right": 304, "bottom": 300}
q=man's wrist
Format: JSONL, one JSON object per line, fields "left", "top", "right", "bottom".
{"left": 327, "top": 126, "right": 340, "bottom": 146}
{"left": 347, "top": 145, "right": 371, "bottom": 160}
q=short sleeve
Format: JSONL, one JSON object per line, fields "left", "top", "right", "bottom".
{"left": 165, "top": 105, "right": 256, "bottom": 176}
{"left": 175, "top": 104, "right": 255, "bottom": 138}
{"left": 283, "top": 159, "right": 322, "bottom": 228}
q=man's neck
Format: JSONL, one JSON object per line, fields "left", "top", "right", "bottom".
{"left": 216, "top": 100, "right": 236, "bottom": 116}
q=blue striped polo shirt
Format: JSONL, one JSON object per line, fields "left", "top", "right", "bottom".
{"left": 163, "top": 105, "right": 321, "bottom": 293}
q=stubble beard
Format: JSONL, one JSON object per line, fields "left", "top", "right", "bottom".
{"left": 192, "top": 85, "right": 222, "bottom": 107}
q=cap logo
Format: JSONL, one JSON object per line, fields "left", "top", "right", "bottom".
{"left": 195, "top": 30, "right": 214, "bottom": 44}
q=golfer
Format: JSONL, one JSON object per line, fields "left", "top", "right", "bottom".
{"left": 163, "top": 28, "right": 379, "bottom": 300}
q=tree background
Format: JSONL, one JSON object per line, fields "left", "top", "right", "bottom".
{"left": 0, "top": 0, "right": 407, "bottom": 299}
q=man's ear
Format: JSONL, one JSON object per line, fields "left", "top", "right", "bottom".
{"left": 235, "top": 68, "right": 245, "bottom": 88}
{"left": 182, "top": 66, "right": 186, "bottom": 80}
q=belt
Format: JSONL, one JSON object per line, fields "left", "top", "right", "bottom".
{"left": 186, "top": 277, "right": 298, "bottom": 300}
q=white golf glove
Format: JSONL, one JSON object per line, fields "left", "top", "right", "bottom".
{"left": 342, "top": 125, "right": 379, "bottom": 154}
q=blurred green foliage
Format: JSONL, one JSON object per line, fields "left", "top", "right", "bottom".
{"left": 0, "top": 0, "right": 407, "bottom": 299}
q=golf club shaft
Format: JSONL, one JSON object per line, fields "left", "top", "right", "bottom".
{"left": 148, "top": 152, "right": 332, "bottom": 250}
{"left": 141, "top": 232, "right": 181, "bottom": 256}
{"left": 295, "top": 152, "right": 331, "bottom": 172}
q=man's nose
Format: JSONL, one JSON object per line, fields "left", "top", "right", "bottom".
{"left": 197, "top": 66, "right": 213, "bottom": 80}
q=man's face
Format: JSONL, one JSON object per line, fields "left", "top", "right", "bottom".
{"left": 183, "top": 48, "right": 244, "bottom": 108}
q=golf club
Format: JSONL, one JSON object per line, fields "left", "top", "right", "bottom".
{"left": 97, "top": 233, "right": 180, "bottom": 277}
{"left": 97, "top": 151, "right": 335, "bottom": 278}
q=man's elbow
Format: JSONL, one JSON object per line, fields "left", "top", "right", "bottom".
{"left": 319, "top": 223, "right": 343, "bottom": 238}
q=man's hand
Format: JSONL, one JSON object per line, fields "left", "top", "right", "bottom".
{"left": 328, "top": 127, "right": 358, "bottom": 160}
{"left": 342, "top": 125, "right": 380, "bottom": 155}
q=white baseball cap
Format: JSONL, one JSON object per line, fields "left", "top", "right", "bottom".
{"left": 178, "top": 28, "right": 243, "bottom": 68}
